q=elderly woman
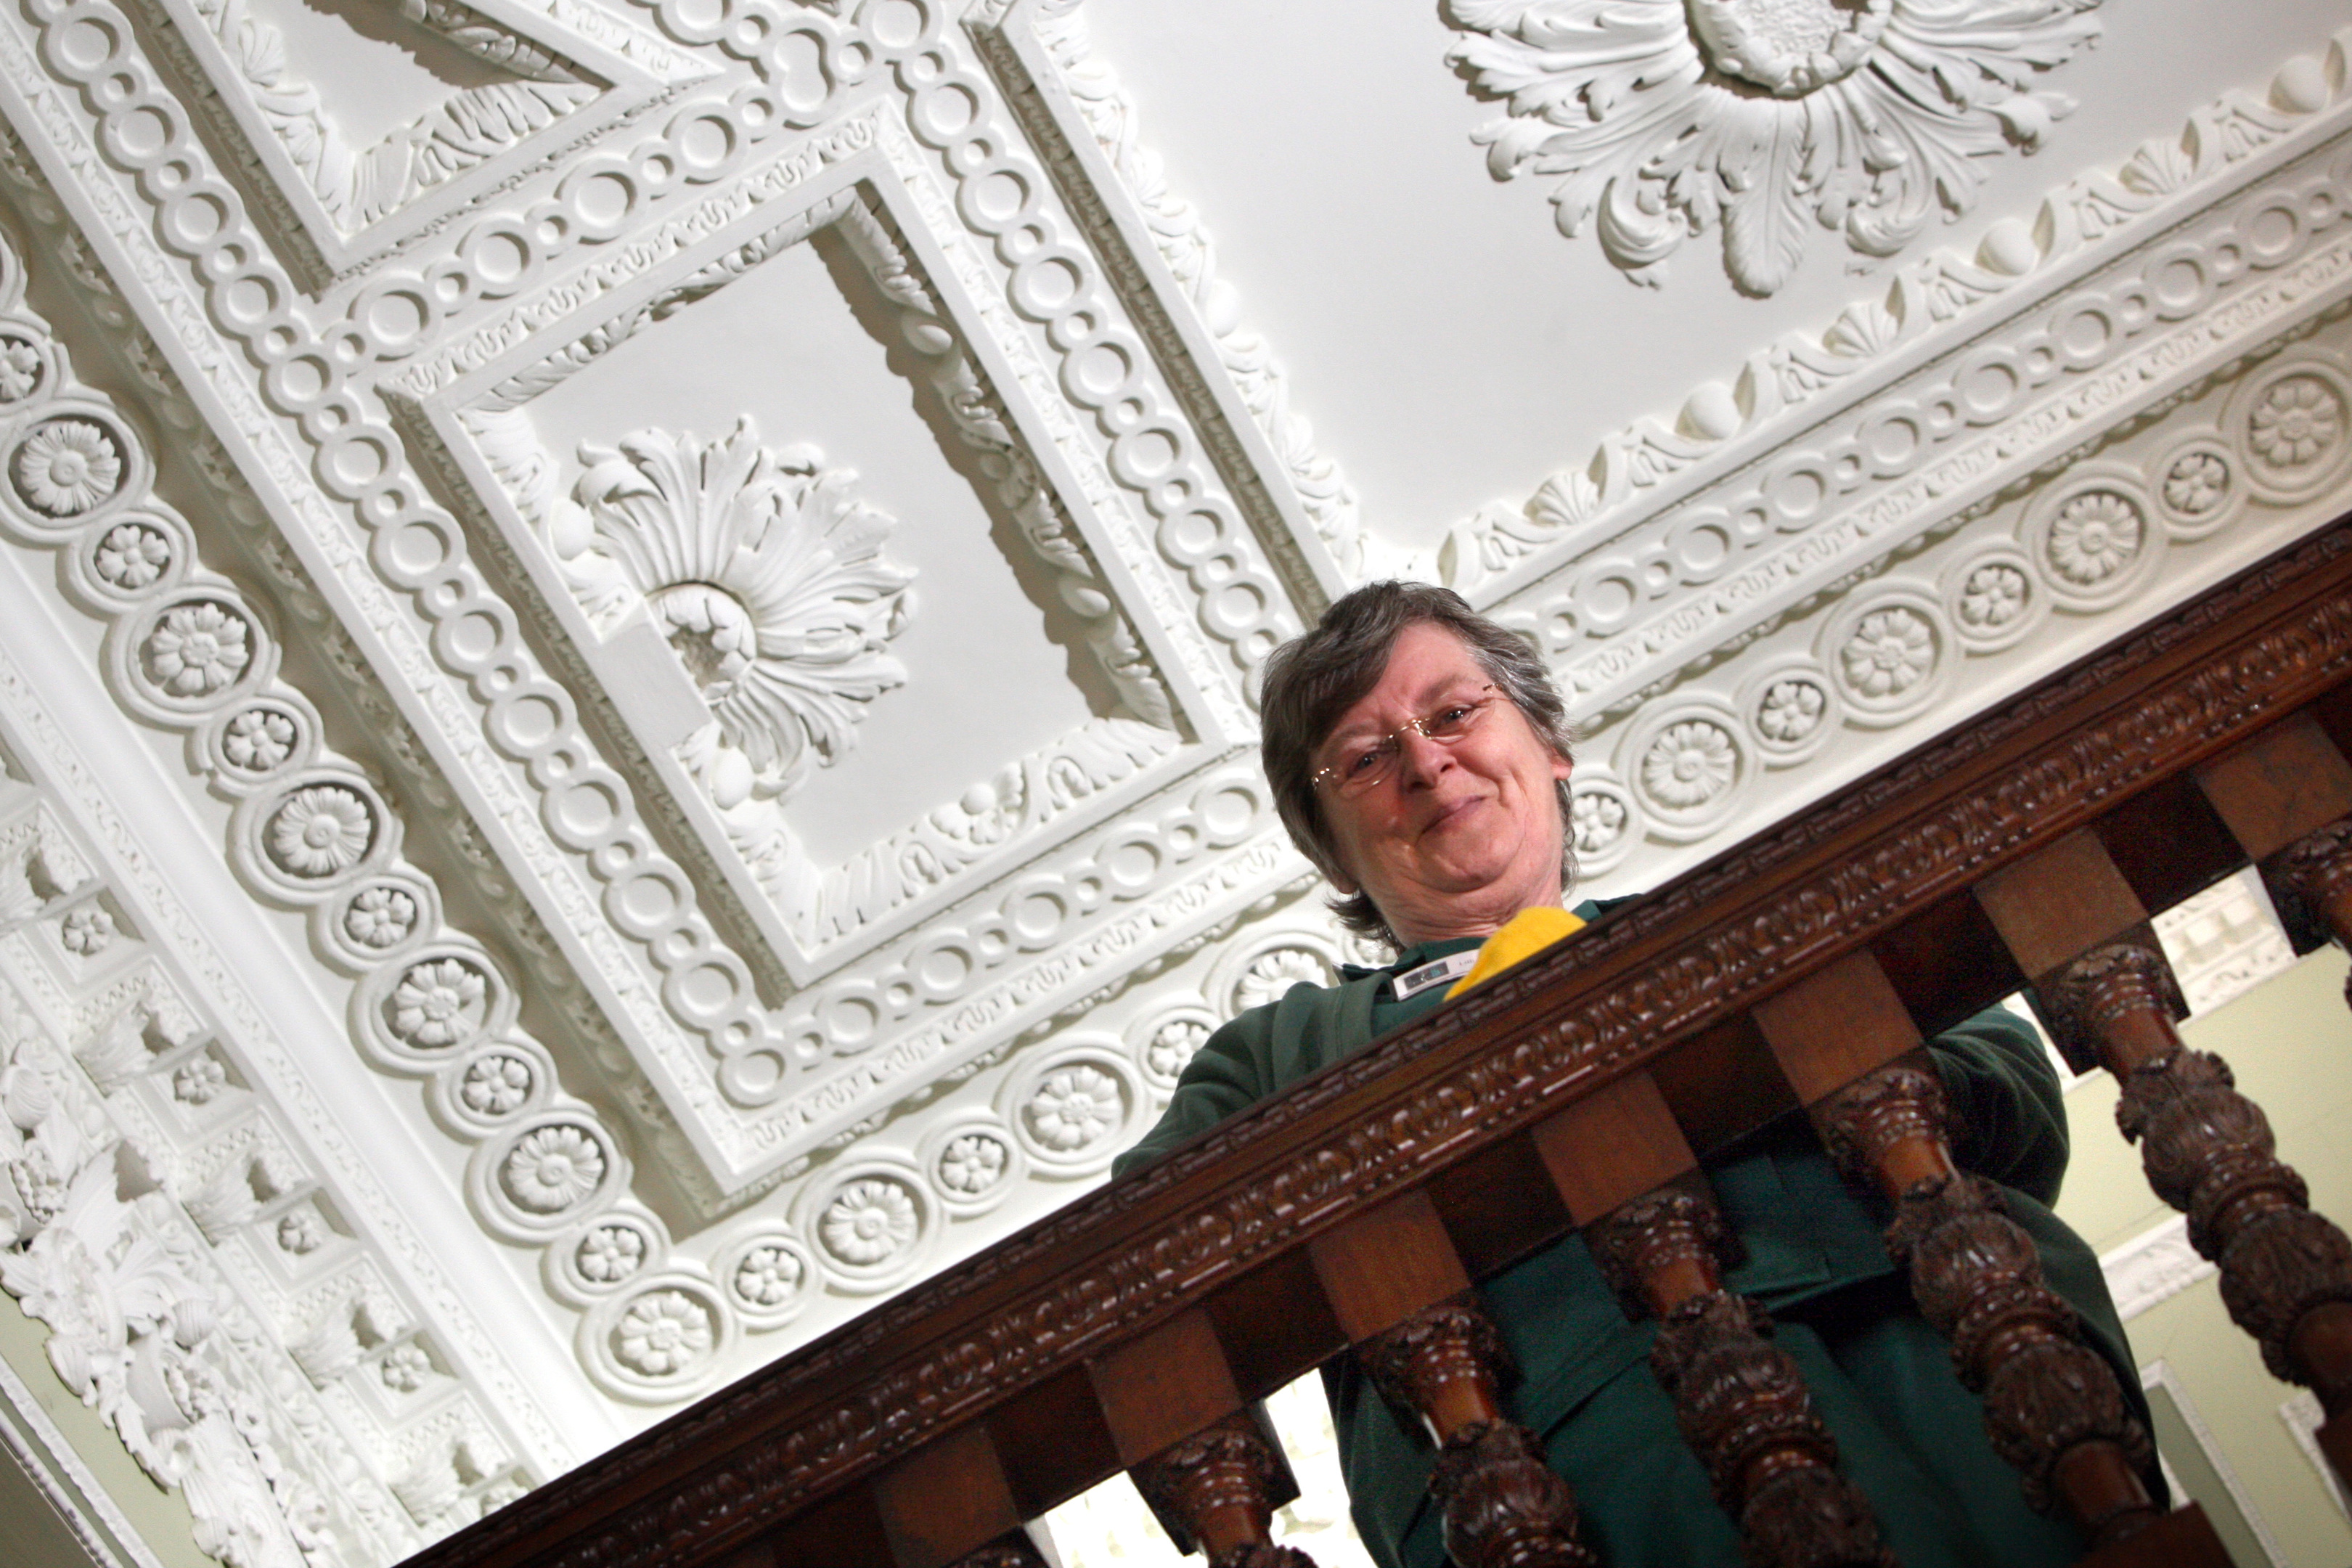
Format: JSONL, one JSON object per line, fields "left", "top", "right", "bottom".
{"left": 1113, "top": 583, "right": 2154, "bottom": 1568}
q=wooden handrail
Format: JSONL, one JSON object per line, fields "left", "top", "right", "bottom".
{"left": 406, "top": 519, "right": 2352, "bottom": 1568}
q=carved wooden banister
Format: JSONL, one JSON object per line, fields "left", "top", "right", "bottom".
{"left": 405, "top": 526, "right": 2352, "bottom": 1568}
{"left": 1546, "top": 1071, "right": 1890, "bottom": 1567}
{"left": 1753, "top": 954, "right": 2163, "bottom": 1549}
{"left": 1309, "top": 1194, "right": 1595, "bottom": 1568}
{"left": 1980, "top": 824, "right": 2352, "bottom": 1500}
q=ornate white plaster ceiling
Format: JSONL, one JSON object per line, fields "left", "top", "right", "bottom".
{"left": 0, "top": 2, "right": 2344, "bottom": 1565}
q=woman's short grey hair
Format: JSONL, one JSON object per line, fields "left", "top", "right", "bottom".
{"left": 1259, "top": 581, "right": 1576, "bottom": 948}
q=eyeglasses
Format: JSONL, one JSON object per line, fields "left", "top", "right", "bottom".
{"left": 1312, "top": 686, "right": 1502, "bottom": 797}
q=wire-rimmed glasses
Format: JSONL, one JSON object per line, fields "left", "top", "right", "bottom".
{"left": 1311, "top": 686, "right": 1502, "bottom": 797}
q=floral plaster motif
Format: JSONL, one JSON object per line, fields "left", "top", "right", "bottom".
{"left": 275, "top": 1211, "right": 324, "bottom": 1254}
{"left": 613, "top": 1291, "right": 712, "bottom": 1377}
{"left": 0, "top": 336, "right": 41, "bottom": 401}
{"left": 379, "top": 1344, "right": 433, "bottom": 1393}
{"left": 343, "top": 886, "right": 417, "bottom": 950}
{"left": 12, "top": 419, "right": 123, "bottom": 516}
{"left": 1447, "top": 0, "right": 2104, "bottom": 293}
{"left": 1839, "top": 608, "right": 1934, "bottom": 698}
{"left": 1958, "top": 564, "right": 2030, "bottom": 629}
{"left": 267, "top": 787, "right": 373, "bottom": 878}
{"left": 500, "top": 1124, "right": 605, "bottom": 1213}
{"left": 819, "top": 1177, "right": 918, "bottom": 1266}
{"left": 1144, "top": 1018, "right": 1209, "bottom": 1085}
{"left": 1025, "top": 1066, "right": 1123, "bottom": 1153}
{"left": 221, "top": 707, "right": 295, "bottom": 772}
{"left": 2046, "top": 492, "right": 2143, "bottom": 587}
{"left": 1755, "top": 679, "right": 1828, "bottom": 744}
{"left": 144, "top": 603, "right": 250, "bottom": 697}
{"left": 2248, "top": 375, "right": 2345, "bottom": 469}
{"left": 731, "top": 1246, "right": 803, "bottom": 1309}
{"left": 937, "top": 1132, "right": 1009, "bottom": 1196}
{"left": 1233, "top": 949, "right": 1330, "bottom": 1013}
{"left": 93, "top": 523, "right": 169, "bottom": 589}
{"left": 1571, "top": 787, "right": 1628, "bottom": 852}
{"left": 389, "top": 958, "right": 487, "bottom": 1049}
{"left": 2164, "top": 452, "right": 2231, "bottom": 516}
{"left": 1641, "top": 720, "right": 1736, "bottom": 809}
{"left": 560, "top": 421, "right": 915, "bottom": 801}
{"left": 171, "top": 1054, "right": 227, "bottom": 1105}
{"left": 58, "top": 907, "right": 113, "bottom": 955}
{"left": 577, "top": 1225, "right": 646, "bottom": 1284}
{"left": 460, "top": 1054, "right": 533, "bottom": 1117}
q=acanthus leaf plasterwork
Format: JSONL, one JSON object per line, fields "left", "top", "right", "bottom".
{"left": 1445, "top": 0, "right": 2107, "bottom": 296}
{"left": 0, "top": 0, "right": 1315, "bottom": 1191}
{"left": 130, "top": 0, "right": 709, "bottom": 289}
{"left": 1441, "top": 33, "right": 2352, "bottom": 611}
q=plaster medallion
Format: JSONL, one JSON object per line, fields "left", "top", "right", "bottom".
{"left": 500, "top": 1124, "right": 608, "bottom": 1214}
{"left": 2162, "top": 450, "right": 2232, "bottom": 520}
{"left": 2044, "top": 491, "right": 2144, "bottom": 588}
{"left": 1640, "top": 720, "right": 1739, "bottom": 810}
{"left": 1838, "top": 608, "right": 1934, "bottom": 699}
{"left": 819, "top": 1177, "right": 919, "bottom": 1266}
{"left": 142, "top": 601, "right": 253, "bottom": 699}
{"left": 459, "top": 1053, "right": 534, "bottom": 1119}
{"left": 936, "top": 1132, "right": 1010, "bottom": 1196}
{"left": 1232, "top": 947, "right": 1332, "bottom": 1014}
{"left": 58, "top": 906, "right": 114, "bottom": 956}
{"left": 563, "top": 421, "right": 915, "bottom": 802}
{"left": 730, "top": 1245, "right": 804, "bottom": 1310}
{"left": 379, "top": 1344, "right": 433, "bottom": 1394}
{"left": 1572, "top": 785, "right": 1628, "bottom": 853}
{"left": 1024, "top": 1065, "right": 1124, "bottom": 1154}
{"left": 1447, "top": 0, "right": 2104, "bottom": 293}
{"left": 343, "top": 886, "right": 419, "bottom": 951}
{"left": 2247, "top": 375, "right": 2343, "bottom": 470}
{"left": 1956, "top": 564, "right": 2030, "bottom": 632}
{"left": 576, "top": 1225, "right": 648, "bottom": 1286}
{"left": 612, "top": 1289, "right": 714, "bottom": 1378}
{"left": 388, "top": 957, "right": 490, "bottom": 1050}
{"left": 220, "top": 706, "right": 300, "bottom": 775}
{"left": 1754, "top": 678, "right": 1829, "bottom": 747}
{"left": 1140, "top": 1016, "right": 1210, "bottom": 1087}
{"left": 275, "top": 1211, "right": 324, "bottom": 1255}
{"left": 0, "top": 334, "right": 45, "bottom": 403}
{"left": 91, "top": 522, "right": 171, "bottom": 592}
{"left": 12, "top": 418, "right": 123, "bottom": 518}
{"left": 266, "top": 785, "right": 375, "bottom": 878}
{"left": 171, "top": 1054, "right": 227, "bottom": 1106}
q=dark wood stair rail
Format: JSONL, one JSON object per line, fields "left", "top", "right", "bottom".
{"left": 404, "top": 521, "right": 2352, "bottom": 1568}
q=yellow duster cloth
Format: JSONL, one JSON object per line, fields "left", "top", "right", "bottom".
{"left": 1444, "top": 905, "right": 1587, "bottom": 999}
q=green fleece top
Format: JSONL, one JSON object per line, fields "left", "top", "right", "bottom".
{"left": 1113, "top": 907, "right": 2154, "bottom": 1568}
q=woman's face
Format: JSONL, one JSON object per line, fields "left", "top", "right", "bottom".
{"left": 1314, "top": 622, "right": 1573, "bottom": 947}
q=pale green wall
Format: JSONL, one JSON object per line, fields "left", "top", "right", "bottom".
{"left": 2052, "top": 946, "right": 2352, "bottom": 1568}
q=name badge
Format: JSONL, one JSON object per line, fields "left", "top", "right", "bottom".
{"left": 1390, "top": 950, "right": 1479, "bottom": 1002}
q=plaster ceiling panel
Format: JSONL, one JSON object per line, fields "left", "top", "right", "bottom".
{"left": 1076, "top": 0, "right": 2352, "bottom": 550}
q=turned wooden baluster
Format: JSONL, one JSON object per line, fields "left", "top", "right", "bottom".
{"left": 1090, "top": 1311, "right": 1314, "bottom": 1568}
{"left": 1132, "top": 1413, "right": 1314, "bottom": 1568}
{"left": 1752, "top": 950, "right": 2181, "bottom": 1558}
{"left": 944, "top": 1531, "right": 1054, "bottom": 1568}
{"left": 1813, "top": 1061, "right": 2159, "bottom": 1548}
{"left": 1538, "top": 1071, "right": 1890, "bottom": 1568}
{"left": 1310, "top": 1193, "right": 1595, "bottom": 1568}
{"left": 2041, "top": 940, "right": 2352, "bottom": 1450}
{"left": 1588, "top": 1185, "right": 1892, "bottom": 1568}
{"left": 2197, "top": 713, "right": 2352, "bottom": 1006}
{"left": 1982, "top": 822, "right": 2352, "bottom": 1496}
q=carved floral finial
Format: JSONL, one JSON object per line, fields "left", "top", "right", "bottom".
{"left": 569, "top": 420, "right": 916, "bottom": 801}
{"left": 1446, "top": 0, "right": 2105, "bottom": 294}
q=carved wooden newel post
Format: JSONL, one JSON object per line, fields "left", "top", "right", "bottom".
{"left": 1538, "top": 1074, "right": 1890, "bottom": 1568}
{"left": 1092, "top": 1311, "right": 1315, "bottom": 1568}
{"left": 1983, "top": 821, "right": 2352, "bottom": 1500}
{"left": 1310, "top": 1193, "right": 1595, "bottom": 1568}
{"left": 1751, "top": 952, "right": 2179, "bottom": 1558}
